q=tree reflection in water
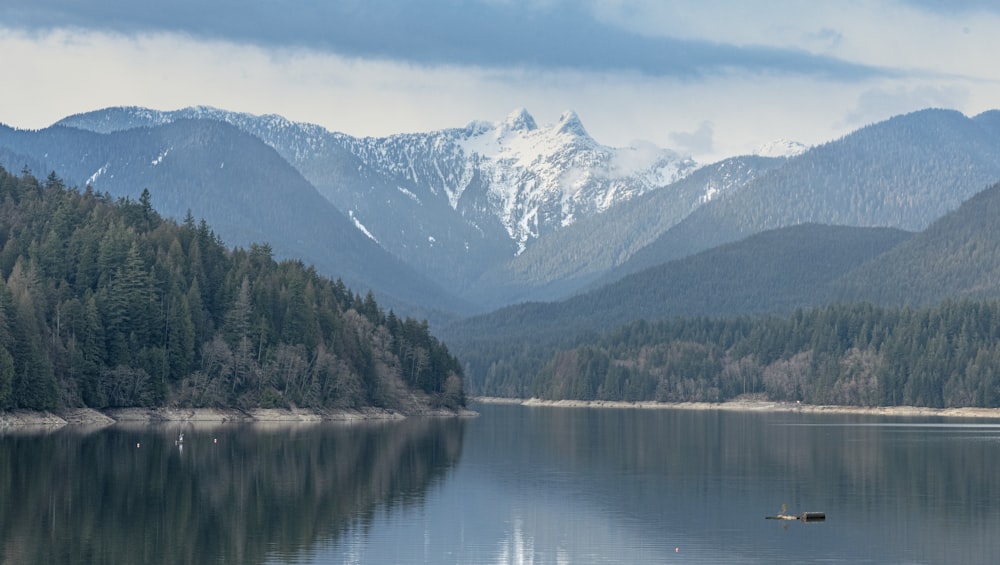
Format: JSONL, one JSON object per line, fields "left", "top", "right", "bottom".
{"left": 0, "top": 417, "right": 465, "bottom": 565}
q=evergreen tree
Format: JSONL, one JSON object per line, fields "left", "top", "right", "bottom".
{"left": 0, "top": 166, "right": 465, "bottom": 412}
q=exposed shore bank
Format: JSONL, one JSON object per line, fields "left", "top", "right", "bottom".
{"left": 1, "top": 406, "right": 477, "bottom": 428}
{"left": 473, "top": 397, "right": 1000, "bottom": 419}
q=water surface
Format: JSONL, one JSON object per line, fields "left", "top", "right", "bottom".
{"left": 2, "top": 404, "right": 999, "bottom": 564}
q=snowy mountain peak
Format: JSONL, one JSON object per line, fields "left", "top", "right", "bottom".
{"left": 753, "top": 138, "right": 808, "bottom": 158}
{"left": 448, "top": 109, "right": 696, "bottom": 253}
{"left": 555, "top": 110, "right": 588, "bottom": 137}
{"left": 503, "top": 108, "right": 537, "bottom": 133}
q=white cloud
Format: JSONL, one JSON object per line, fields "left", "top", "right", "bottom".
{"left": 2, "top": 8, "right": 1000, "bottom": 167}
{"left": 590, "top": 0, "right": 1000, "bottom": 81}
{"left": 844, "top": 84, "right": 972, "bottom": 127}
{"left": 669, "top": 121, "right": 715, "bottom": 157}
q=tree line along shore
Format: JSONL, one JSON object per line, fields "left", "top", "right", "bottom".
{"left": 0, "top": 167, "right": 466, "bottom": 417}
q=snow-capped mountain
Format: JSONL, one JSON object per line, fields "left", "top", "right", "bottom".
{"left": 337, "top": 108, "right": 695, "bottom": 254}
{"left": 753, "top": 138, "right": 808, "bottom": 158}
{"left": 58, "top": 106, "right": 698, "bottom": 295}
{"left": 465, "top": 154, "right": 786, "bottom": 307}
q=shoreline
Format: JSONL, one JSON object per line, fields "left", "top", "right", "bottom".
{"left": 0, "top": 405, "right": 477, "bottom": 428}
{"left": 472, "top": 397, "right": 1000, "bottom": 419}
{"left": 9, "top": 396, "right": 1000, "bottom": 427}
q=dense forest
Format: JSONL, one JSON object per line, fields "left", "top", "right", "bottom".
{"left": 0, "top": 166, "right": 464, "bottom": 412}
{"left": 463, "top": 301, "right": 1000, "bottom": 409}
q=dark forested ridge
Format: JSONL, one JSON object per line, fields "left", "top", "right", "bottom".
{"left": 834, "top": 180, "right": 1000, "bottom": 306}
{"left": 465, "top": 301, "right": 1000, "bottom": 409}
{"left": 0, "top": 166, "right": 464, "bottom": 412}
{"left": 609, "top": 109, "right": 1000, "bottom": 284}
{"left": 441, "top": 223, "right": 913, "bottom": 359}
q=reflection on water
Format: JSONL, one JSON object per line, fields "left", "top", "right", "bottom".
{"left": 292, "top": 405, "right": 1000, "bottom": 564}
{"left": 0, "top": 418, "right": 464, "bottom": 565}
{"left": 465, "top": 405, "right": 1000, "bottom": 564}
{"left": 3, "top": 406, "right": 1000, "bottom": 564}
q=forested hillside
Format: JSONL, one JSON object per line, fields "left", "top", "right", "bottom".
{"left": 469, "top": 301, "right": 1000, "bottom": 409}
{"left": 442, "top": 224, "right": 912, "bottom": 370}
{"left": 610, "top": 109, "right": 1000, "bottom": 281}
{"left": 834, "top": 180, "right": 1000, "bottom": 305}
{"left": 0, "top": 166, "right": 464, "bottom": 412}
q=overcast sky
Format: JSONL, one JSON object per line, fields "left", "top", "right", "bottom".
{"left": 2, "top": 0, "right": 998, "bottom": 163}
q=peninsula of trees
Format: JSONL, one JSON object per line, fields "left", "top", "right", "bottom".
{"left": 0, "top": 166, "right": 465, "bottom": 413}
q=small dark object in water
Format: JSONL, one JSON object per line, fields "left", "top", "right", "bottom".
{"left": 765, "top": 511, "right": 826, "bottom": 522}
{"left": 765, "top": 505, "right": 825, "bottom": 522}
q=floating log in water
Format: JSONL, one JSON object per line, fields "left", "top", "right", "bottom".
{"left": 765, "top": 511, "right": 826, "bottom": 522}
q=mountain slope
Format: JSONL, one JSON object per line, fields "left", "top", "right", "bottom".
{"left": 834, "top": 180, "right": 1000, "bottom": 305}
{"left": 0, "top": 120, "right": 465, "bottom": 317}
{"left": 465, "top": 155, "right": 785, "bottom": 306}
{"left": 441, "top": 223, "right": 912, "bottom": 353}
{"left": 608, "top": 109, "right": 1000, "bottom": 283}
{"left": 57, "top": 106, "right": 698, "bottom": 298}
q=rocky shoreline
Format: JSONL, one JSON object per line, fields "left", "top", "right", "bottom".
{"left": 9, "top": 397, "right": 998, "bottom": 427}
{"left": 0, "top": 406, "right": 477, "bottom": 428}
{"left": 473, "top": 397, "right": 1000, "bottom": 419}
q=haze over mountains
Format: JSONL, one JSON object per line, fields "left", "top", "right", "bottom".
{"left": 1, "top": 105, "right": 1000, "bottom": 329}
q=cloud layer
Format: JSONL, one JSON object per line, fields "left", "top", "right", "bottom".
{"left": 2, "top": 0, "right": 999, "bottom": 162}
{"left": 0, "top": 1, "right": 888, "bottom": 78}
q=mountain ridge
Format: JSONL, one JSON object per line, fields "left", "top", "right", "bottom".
{"left": 441, "top": 223, "right": 914, "bottom": 351}
{"left": 601, "top": 108, "right": 1000, "bottom": 286}
{"left": 36, "top": 104, "right": 1000, "bottom": 315}
{"left": 0, "top": 118, "right": 465, "bottom": 318}
{"left": 56, "top": 105, "right": 699, "bottom": 296}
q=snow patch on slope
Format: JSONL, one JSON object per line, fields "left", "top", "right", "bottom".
{"left": 397, "top": 186, "right": 421, "bottom": 204}
{"left": 348, "top": 210, "right": 378, "bottom": 243}
{"left": 151, "top": 148, "right": 171, "bottom": 166}
{"left": 87, "top": 163, "right": 109, "bottom": 185}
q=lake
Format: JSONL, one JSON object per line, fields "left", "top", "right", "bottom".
{"left": 2, "top": 403, "right": 1000, "bottom": 564}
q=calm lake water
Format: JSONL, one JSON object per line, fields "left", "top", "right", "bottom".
{"left": 3, "top": 403, "right": 1000, "bottom": 564}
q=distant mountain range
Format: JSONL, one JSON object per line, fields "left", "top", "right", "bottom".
{"left": 605, "top": 109, "right": 1000, "bottom": 284}
{"left": 54, "top": 106, "right": 697, "bottom": 304}
{"left": 2, "top": 105, "right": 1000, "bottom": 323}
